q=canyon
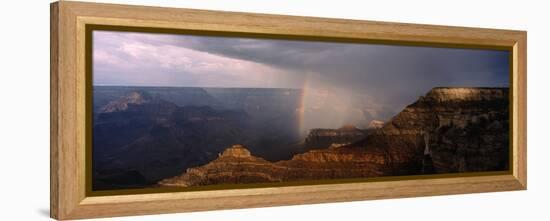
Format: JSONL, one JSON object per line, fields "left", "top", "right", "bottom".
{"left": 158, "top": 87, "right": 510, "bottom": 187}
{"left": 92, "top": 86, "right": 306, "bottom": 190}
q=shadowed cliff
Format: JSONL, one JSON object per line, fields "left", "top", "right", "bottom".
{"left": 159, "top": 87, "right": 510, "bottom": 187}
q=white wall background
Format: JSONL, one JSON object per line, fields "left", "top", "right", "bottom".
{"left": 0, "top": 0, "right": 548, "bottom": 220}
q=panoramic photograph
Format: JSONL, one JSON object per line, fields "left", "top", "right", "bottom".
{"left": 91, "top": 30, "right": 510, "bottom": 191}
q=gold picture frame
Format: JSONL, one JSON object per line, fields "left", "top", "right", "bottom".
{"left": 50, "top": 1, "right": 527, "bottom": 220}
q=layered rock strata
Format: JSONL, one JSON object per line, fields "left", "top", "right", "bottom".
{"left": 159, "top": 87, "right": 510, "bottom": 187}
{"left": 159, "top": 144, "right": 388, "bottom": 187}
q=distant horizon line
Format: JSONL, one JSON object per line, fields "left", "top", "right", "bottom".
{"left": 93, "top": 84, "right": 302, "bottom": 90}
{"left": 93, "top": 84, "right": 509, "bottom": 90}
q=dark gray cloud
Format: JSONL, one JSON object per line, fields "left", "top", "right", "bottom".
{"left": 94, "top": 31, "right": 509, "bottom": 127}
{"left": 172, "top": 35, "right": 509, "bottom": 110}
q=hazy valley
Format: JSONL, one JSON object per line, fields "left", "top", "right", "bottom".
{"left": 92, "top": 86, "right": 509, "bottom": 190}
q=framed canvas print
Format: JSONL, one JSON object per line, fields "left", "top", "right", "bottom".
{"left": 50, "top": 1, "right": 527, "bottom": 220}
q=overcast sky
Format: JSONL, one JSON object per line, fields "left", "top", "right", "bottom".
{"left": 93, "top": 30, "right": 509, "bottom": 123}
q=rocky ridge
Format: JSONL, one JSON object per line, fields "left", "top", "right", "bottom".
{"left": 360, "top": 87, "right": 510, "bottom": 174}
{"left": 159, "top": 144, "right": 387, "bottom": 187}
{"left": 159, "top": 87, "right": 510, "bottom": 187}
{"left": 304, "top": 125, "right": 369, "bottom": 150}
{"left": 100, "top": 91, "right": 151, "bottom": 113}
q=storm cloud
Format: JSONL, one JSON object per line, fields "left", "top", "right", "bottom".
{"left": 93, "top": 30, "right": 509, "bottom": 126}
{"left": 178, "top": 36, "right": 509, "bottom": 109}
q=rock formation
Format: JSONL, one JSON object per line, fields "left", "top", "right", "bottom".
{"left": 363, "top": 87, "right": 510, "bottom": 174}
{"left": 99, "top": 91, "right": 151, "bottom": 113}
{"left": 367, "top": 120, "right": 385, "bottom": 129}
{"left": 158, "top": 87, "right": 510, "bottom": 187}
{"left": 93, "top": 88, "right": 306, "bottom": 190}
{"left": 158, "top": 145, "right": 281, "bottom": 187}
{"left": 159, "top": 144, "right": 388, "bottom": 187}
{"left": 93, "top": 91, "right": 251, "bottom": 190}
{"left": 304, "top": 125, "right": 368, "bottom": 150}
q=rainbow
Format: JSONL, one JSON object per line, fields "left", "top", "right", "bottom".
{"left": 296, "top": 73, "right": 311, "bottom": 137}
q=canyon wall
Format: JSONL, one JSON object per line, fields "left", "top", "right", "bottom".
{"left": 159, "top": 87, "right": 510, "bottom": 187}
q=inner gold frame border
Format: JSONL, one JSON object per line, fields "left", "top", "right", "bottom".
{"left": 51, "top": 1, "right": 527, "bottom": 220}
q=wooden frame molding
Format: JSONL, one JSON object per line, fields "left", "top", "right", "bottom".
{"left": 50, "top": 1, "right": 527, "bottom": 220}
